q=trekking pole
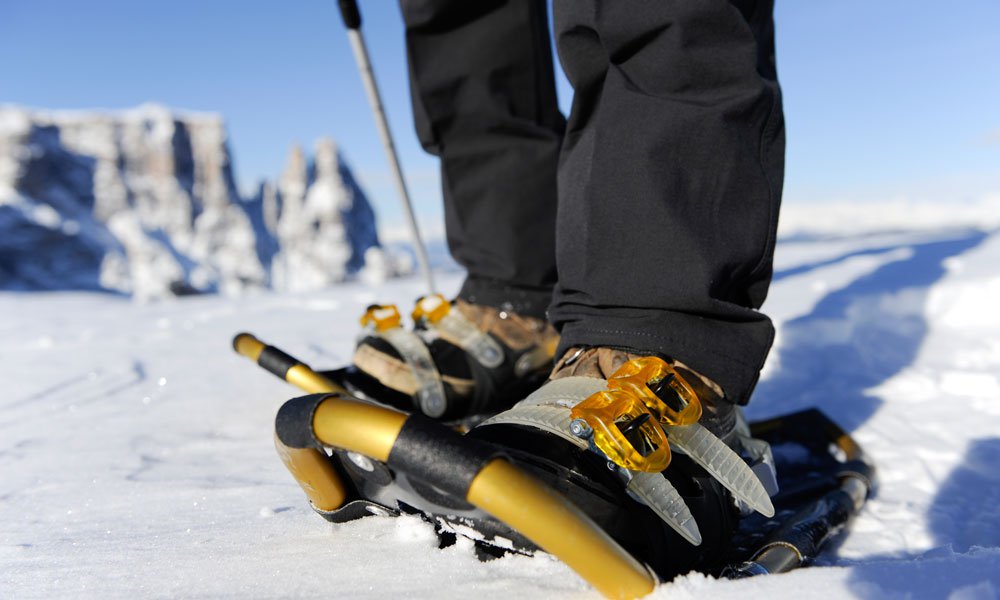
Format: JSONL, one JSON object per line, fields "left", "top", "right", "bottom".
{"left": 337, "top": 0, "right": 436, "bottom": 295}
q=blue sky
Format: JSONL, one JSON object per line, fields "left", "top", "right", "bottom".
{"left": 3, "top": 1, "right": 999, "bottom": 231}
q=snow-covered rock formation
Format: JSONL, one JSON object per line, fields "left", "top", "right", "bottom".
{"left": 261, "top": 139, "right": 384, "bottom": 292}
{"left": 0, "top": 104, "right": 387, "bottom": 299}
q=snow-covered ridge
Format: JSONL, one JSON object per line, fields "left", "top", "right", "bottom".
{"left": 0, "top": 104, "right": 391, "bottom": 299}
{"left": 778, "top": 195, "right": 1000, "bottom": 238}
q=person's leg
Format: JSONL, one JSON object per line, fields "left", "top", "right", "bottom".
{"left": 400, "top": 0, "right": 565, "bottom": 318}
{"left": 549, "top": 0, "right": 785, "bottom": 405}
{"left": 354, "top": 1, "right": 565, "bottom": 419}
{"left": 469, "top": 3, "right": 783, "bottom": 575}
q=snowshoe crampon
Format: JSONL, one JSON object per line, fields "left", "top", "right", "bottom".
{"left": 234, "top": 332, "right": 876, "bottom": 599}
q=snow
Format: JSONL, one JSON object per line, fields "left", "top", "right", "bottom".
{"left": 3, "top": 210, "right": 1000, "bottom": 598}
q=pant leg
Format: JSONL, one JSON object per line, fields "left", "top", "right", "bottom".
{"left": 400, "top": 0, "right": 565, "bottom": 318}
{"left": 549, "top": 0, "right": 785, "bottom": 404}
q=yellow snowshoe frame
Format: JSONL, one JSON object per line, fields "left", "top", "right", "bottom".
{"left": 234, "top": 332, "right": 656, "bottom": 599}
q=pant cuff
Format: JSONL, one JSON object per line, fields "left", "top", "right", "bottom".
{"left": 457, "top": 276, "right": 554, "bottom": 320}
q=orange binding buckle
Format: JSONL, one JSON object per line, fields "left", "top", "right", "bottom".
{"left": 607, "top": 356, "right": 702, "bottom": 426}
{"left": 569, "top": 356, "right": 706, "bottom": 473}
{"left": 411, "top": 293, "right": 451, "bottom": 324}
{"left": 570, "top": 389, "right": 672, "bottom": 472}
{"left": 360, "top": 304, "right": 402, "bottom": 332}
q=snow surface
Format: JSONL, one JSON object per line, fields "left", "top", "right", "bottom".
{"left": 3, "top": 210, "right": 1000, "bottom": 598}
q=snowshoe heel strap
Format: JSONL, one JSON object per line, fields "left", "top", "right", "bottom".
{"left": 372, "top": 327, "right": 448, "bottom": 418}
{"left": 414, "top": 294, "right": 505, "bottom": 369}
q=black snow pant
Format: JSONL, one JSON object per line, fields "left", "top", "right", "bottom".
{"left": 400, "top": 0, "right": 784, "bottom": 405}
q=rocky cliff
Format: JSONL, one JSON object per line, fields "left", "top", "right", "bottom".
{"left": 260, "top": 139, "right": 383, "bottom": 292}
{"left": 0, "top": 104, "right": 387, "bottom": 299}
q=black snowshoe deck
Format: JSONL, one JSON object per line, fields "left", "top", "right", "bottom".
{"left": 722, "top": 408, "right": 875, "bottom": 576}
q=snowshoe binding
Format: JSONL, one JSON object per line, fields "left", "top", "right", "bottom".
{"left": 351, "top": 295, "right": 560, "bottom": 420}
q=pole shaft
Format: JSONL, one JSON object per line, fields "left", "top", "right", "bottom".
{"left": 346, "top": 29, "right": 436, "bottom": 295}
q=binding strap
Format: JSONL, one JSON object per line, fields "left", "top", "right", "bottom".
{"left": 479, "top": 377, "right": 604, "bottom": 445}
{"left": 361, "top": 305, "right": 448, "bottom": 418}
{"left": 665, "top": 423, "right": 774, "bottom": 517}
{"left": 413, "top": 294, "right": 504, "bottom": 368}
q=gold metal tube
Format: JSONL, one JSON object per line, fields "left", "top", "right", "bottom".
{"left": 312, "top": 396, "right": 408, "bottom": 462}
{"left": 274, "top": 434, "right": 348, "bottom": 512}
{"left": 285, "top": 364, "right": 343, "bottom": 395}
{"left": 467, "top": 459, "right": 656, "bottom": 600}
{"left": 233, "top": 332, "right": 265, "bottom": 361}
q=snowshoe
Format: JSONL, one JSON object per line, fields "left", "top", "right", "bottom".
{"left": 235, "top": 333, "right": 875, "bottom": 598}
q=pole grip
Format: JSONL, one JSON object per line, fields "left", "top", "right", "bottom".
{"left": 338, "top": 0, "right": 362, "bottom": 29}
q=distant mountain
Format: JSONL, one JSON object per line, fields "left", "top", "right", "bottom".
{"left": 249, "top": 138, "right": 388, "bottom": 292}
{"left": 0, "top": 104, "right": 396, "bottom": 299}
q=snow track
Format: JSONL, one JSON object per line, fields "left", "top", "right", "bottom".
{"left": 3, "top": 224, "right": 1000, "bottom": 598}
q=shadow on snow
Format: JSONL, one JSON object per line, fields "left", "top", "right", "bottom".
{"left": 752, "top": 229, "right": 989, "bottom": 433}
{"left": 749, "top": 228, "right": 1000, "bottom": 593}
{"left": 929, "top": 436, "right": 1000, "bottom": 553}
{"left": 843, "top": 436, "right": 1000, "bottom": 599}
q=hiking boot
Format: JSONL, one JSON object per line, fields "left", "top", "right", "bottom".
{"left": 352, "top": 295, "right": 559, "bottom": 420}
{"left": 550, "top": 346, "right": 738, "bottom": 442}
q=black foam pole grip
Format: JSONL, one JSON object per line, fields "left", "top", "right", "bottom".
{"left": 258, "top": 345, "right": 301, "bottom": 379}
{"left": 275, "top": 394, "right": 330, "bottom": 449}
{"left": 387, "top": 415, "right": 498, "bottom": 498}
{"left": 338, "top": 0, "right": 362, "bottom": 29}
